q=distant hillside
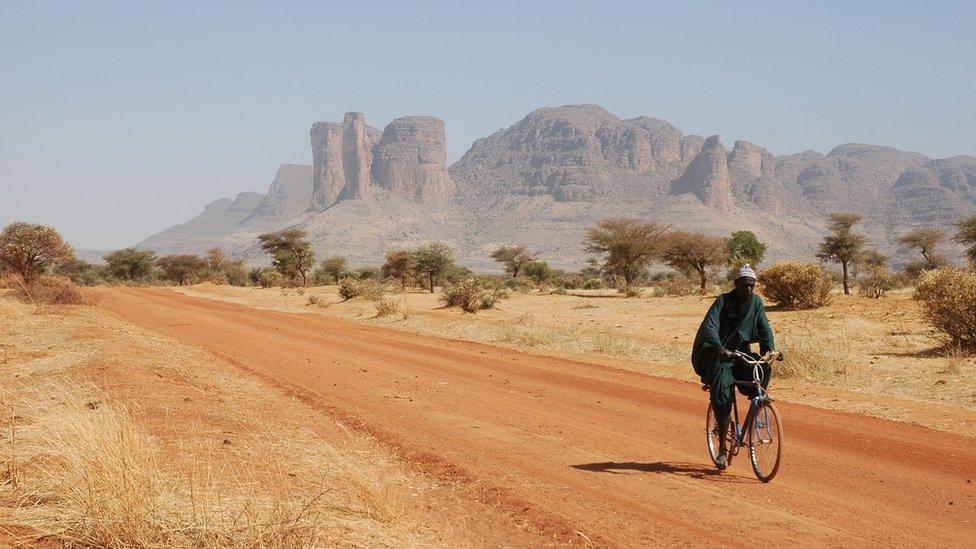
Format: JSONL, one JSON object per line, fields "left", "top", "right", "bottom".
{"left": 139, "top": 105, "right": 975, "bottom": 269}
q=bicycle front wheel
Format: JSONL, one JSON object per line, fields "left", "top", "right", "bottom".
{"left": 748, "top": 401, "right": 783, "bottom": 482}
{"left": 705, "top": 402, "right": 722, "bottom": 467}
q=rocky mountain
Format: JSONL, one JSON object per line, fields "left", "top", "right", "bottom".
{"left": 139, "top": 105, "right": 975, "bottom": 269}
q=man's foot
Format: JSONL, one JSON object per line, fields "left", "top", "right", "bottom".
{"left": 715, "top": 453, "right": 728, "bottom": 470}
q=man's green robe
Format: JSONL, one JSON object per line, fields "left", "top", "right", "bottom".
{"left": 691, "top": 291, "right": 775, "bottom": 382}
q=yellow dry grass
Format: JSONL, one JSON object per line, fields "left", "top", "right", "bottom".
{"left": 0, "top": 295, "right": 457, "bottom": 547}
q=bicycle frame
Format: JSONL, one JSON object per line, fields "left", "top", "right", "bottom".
{"left": 726, "top": 351, "right": 777, "bottom": 452}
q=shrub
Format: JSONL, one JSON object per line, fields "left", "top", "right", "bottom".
{"left": 915, "top": 268, "right": 976, "bottom": 348}
{"left": 10, "top": 275, "right": 92, "bottom": 306}
{"left": 374, "top": 296, "right": 402, "bottom": 317}
{"left": 858, "top": 265, "right": 895, "bottom": 298}
{"left": 506, "top": 277, "right": 535, "bottom": 293}
{"left": 441, "top": 278, "right": 509, "bottom": 313}
{"left": 552, "top": 287, "right": 568, "bottom": 295}
{"left": 54, "top": 259, "right": 106, "bottom": 286}
{"left": 759, "top": 262, "right": 834, "bottom": 308}
{"left": 652, "top": 278, "right": 698, "bottom": 297}
{"left": 338, "top": 277, "right": 384, "bottom": 300}
{"left": 0, "top": 222, "right": 74, "bottom": 282}
{"left": 258, "top": 270, "right": 284, "bottom": 288}
{"left": 551, "top": 274, "right": 584, "bottom": 290}
{"left": 583, "top": 277, "right": 605, "bottom": 290}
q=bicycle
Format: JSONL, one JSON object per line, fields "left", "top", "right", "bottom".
{"left": 703, "top": 350, "right": 784, "bottom": 482}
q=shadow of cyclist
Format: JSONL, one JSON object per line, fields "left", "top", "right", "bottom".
{"left": 571, "top": 461, "right": 749, "bottom": 483}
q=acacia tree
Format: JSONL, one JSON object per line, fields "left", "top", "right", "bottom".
{"left": 583, "top": 218, "right": 667, "bottom": 289}
{"left": 0, "top": 222, "right": 74, "bottom": 282}
{"left": 257, "top": 229, "right": 315, "bottom": 286}
{"left": 412, "top": 242, "right": 454, "bottom": 293}
{"left": 955, "top": 214, "right": 976, "bottom": 265}
{"left": 105, "top": 248, "right": 157, "bottom": 282}
{"left": 157, "top": 254, "right": 208, "bottom": 285}
{"left": 817, "top": 212, "right": 867, "bottom": 295}
{"left": 382, "top": 250, "right": 415, "bottom": 290}
{"left": 318, "top": 256, "right": 348, "bottom": 284}
{"left": 660, "top": 231, "right": 730, "bottom": 293}
{"left": 490, "top": 245, "right": 539, "bottom": 278}
{"left": 726, "top": 230, "right": 766, "bottom": 268}
{"left": 898, "top": 228, "right": 947, "bottom": 270}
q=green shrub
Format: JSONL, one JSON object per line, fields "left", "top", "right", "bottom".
{"left": 582, "top": 277, "right": 604, "bottom": 290}
{"left": 506, "top": 277, "right": 535, "bottom": 293}
{"left": 759, "top": 262, "right": 833, "bottom": 308}
{"left": 338, "top": 277, "right": 384, "bottom": 300}
{"left": 441, "top": 278, "right": 509, "bottom": 313}
{"left": 258, "top": 270, "right": 284, "bottom": 288}
{"left": 915, "top": 268, "right": 976, "bottom": 348}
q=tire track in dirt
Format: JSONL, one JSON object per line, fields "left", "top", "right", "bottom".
{"left": 98, "top": 288, "right": 976, "bottom": 546}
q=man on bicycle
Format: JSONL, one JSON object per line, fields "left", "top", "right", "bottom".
{"left": 691, "top": 264, "right": 775, "bottom": 469}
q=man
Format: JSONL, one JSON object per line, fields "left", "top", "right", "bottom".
{"left": 691, "top": 264, "right": 775, "bottom": 469}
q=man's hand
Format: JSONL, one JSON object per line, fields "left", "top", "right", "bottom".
{"left": 718, "top": 348, "right": 734, "bottom": 361}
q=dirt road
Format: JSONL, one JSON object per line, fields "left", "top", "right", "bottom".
{"left": 99, "top": 288, "right": 975, "bottom": 546}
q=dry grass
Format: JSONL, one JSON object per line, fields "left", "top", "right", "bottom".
{"left": 4, "top": 275, "right": 95, "bottom": 308}
{"left": 0, "top": 297, "right": 450, "bottom": 547}
{"left": 373, "top": 297, "right": 403, "bottom": 318}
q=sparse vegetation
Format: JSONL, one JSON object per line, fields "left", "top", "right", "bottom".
{"left": 55, "top": 258, "right": 106, "bottom": 286}
{"left": 105, "top": 248, "right": 157, "bottom": 282}
{"left": 0, "top": 222, "right": 75, "bottom": 283}
{"left": 490, "top": 245, "right": 539, "bottom": 278}
{"left": 374, "top": 296, "right": 403, "bottom": 317}
{"left": 858, "top": 251, "right": 896, "bottom": 298}
{"left": 660, "top": 230, "right": 729, "bottom": 293}
{"left": 382, "top": 250, "right": 415, "bottom": 291}
{"left": 6, "top": 274, "right": 92, "bottom": 306}
{"left": 258, "top": 269, "right": 284, "bottom": 288}
{"left": 583, "top": 217, "right": 666, "bottom": 291}
{"left": 338, "top": 276, "right": 384, "bottom": 301}
{"left": 412, "top": 242, "right": 454, "bottom": 293}
{"left": 315, "top": 256, "right": 348, "bottom": 285}
{"left": 156, "top": 254, "right": 208, "bottom": 285}
{"left": 817, "top": 212, "right": 867, "bottom": 295}
{"left": 760, "top": 261, "right": 834, "bottom": 308}
{"left": 441, "top": 278, "right": 508, "bottom": 312}
{"left": 915, "top": 267, "right": 976, "bottom": 349}
{"left": 258, "top": 229, "right": 315, "bottom": 287}
{"left": 954, "top": 214, "right": 976, "bottom": 265}
{"left": 898, "top": 227, "right": 948, "bottom": 271}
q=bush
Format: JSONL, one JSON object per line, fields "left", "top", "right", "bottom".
{"left": 441, "top": 278, "right": 509, "bottom": 313}
{"left": 759, "top": 262, "right": 834, "bottom": 308}
{"left": 551, "top": 274, "right": 584, "bottom": 290}
{"left": 374, "top": 296, "right": 402, "bottom": 317}
{"left": 54, "top": 259, "right": 106, "bottom": 286}
{"left": 506, "top": 277, "right": 535, "bottom": 293}
{"left": 652, "top": 278, "right": 698, "bottom": 297}
{"left": 258, "top": 270, "right": 284, "bottom": 288}
{"left": 858, "top": 265, "right": 895, "bottom": 298}
{"left": 583, "top": 277, "right": 605, "bottom": 290}
{"left": 10, "top": 275, "right": 92, "bottom": 306}
{"left": 915, "top": 268, "right": 976, "bottom": 348}
{"left": 338, "top": 277, "right": 384, "bottom": 300}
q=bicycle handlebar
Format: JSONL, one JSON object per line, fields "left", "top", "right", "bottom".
{"left": 729, "top": 350, "right": 783, "bottom": 365}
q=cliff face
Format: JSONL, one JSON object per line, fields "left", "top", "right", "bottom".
{"left": 671, "top": 135, "right": 734, "bottom": 213}
{"left": 371, "top": 116, "right": 454, "bottom": 201}
{"left": 143, "top": 104, "right": 976, "bottom": 268}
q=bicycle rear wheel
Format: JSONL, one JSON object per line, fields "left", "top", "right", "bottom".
{"left": 748, "top": 401, "right": 783, "bottom": 482}
{"left": 705, "top": 403, "right": 722, "bottom": 467}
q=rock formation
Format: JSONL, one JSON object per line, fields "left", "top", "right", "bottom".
{"left": 371, "top": 116, "right": 454, "bottom": 202}
{"left": 244, "top": 164, "right": 314, "bottom": 228}
{"left": 672, "top": 136, "right": 734, "bottom": 212}
{"left": 310, "top": 112, "right": 382, "bottom": 210}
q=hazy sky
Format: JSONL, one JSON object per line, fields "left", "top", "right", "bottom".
{"left": 2, "top": 1, "right": 974, "bottom": 250}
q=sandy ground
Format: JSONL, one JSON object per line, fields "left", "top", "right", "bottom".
{"left": 171, "top": 283, "right": 976, "bottom": 438}
{"left": 0, "top": 295, "right": 559, "bottom": 547}
{"left": 98, "top": 287, "right": 976, "bottom": 546}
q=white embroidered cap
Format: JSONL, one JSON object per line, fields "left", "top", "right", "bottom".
{"left": 737, "top": 264, "right": 757, "bottom": 281}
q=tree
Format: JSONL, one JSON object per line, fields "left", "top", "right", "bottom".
{"left": 522, "top": 261, "right": 553, "bottom": 284}
{"left": 318, "top": 256, "right": 348, "bottom": 284}
{"left": 898, "top": 228, "right": 947, "bottom": 270}
{"left": 726, "top": 231, "right": 767, "bottom": 268}
{"left": 54, "top": 259, "right": 105, "bottom": 286}
{"left": 257, "top": 229, "right": 315, "bottom": 286}
{"left": 0, "top": 222, "right": 74, "bottom": 282}
{"left": 104, "top": 248, "right": 157, "bottom": 282}
{"left": 660, "top": 231, "right": 730, "bottom": 293}
{"left": 490, "top": 245, "right": 539, "bottom": 278}
{"left": 955, "top": 214, "right": 976, "bottom": 265}
{"left": 156, "top": 254, "right": 208, "bottom": 285}
{"left": 817, "top": 212, "right": 866, "bottom": 295}
{"left": 583, "top": 218, "right": 667, "bottom": 288}
{"left": 412, "top": 242, "right": 454, "bottom": 293}
{"left": 382, "top": 251, "right": 415, "bottom": 290}
{"left": 858, "top": 250, "right": 895, "bottom": 298}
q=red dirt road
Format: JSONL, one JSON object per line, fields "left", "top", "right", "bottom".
{"left": 99, "top": 288, "right": 975, "bottom": 546}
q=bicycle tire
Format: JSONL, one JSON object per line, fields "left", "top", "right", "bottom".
{"left": 705, "top": 403, "right": 722, "bottom": 467}
{"left": 748, "top": 401, "right": 783, "bottom": 482}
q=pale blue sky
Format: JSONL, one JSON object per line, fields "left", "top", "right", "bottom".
{"left": 2, "top": 1, "right": 974, "bottom": 249}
